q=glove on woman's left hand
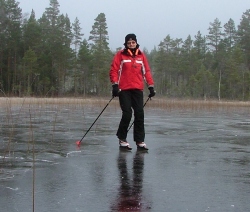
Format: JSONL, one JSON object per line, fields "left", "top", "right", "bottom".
{"left": 148, "top": 87, "right": 156, "bottom": 98}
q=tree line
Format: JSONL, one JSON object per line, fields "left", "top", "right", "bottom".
{"left": 1, "top": 0, "right": 250, "bottom": 100}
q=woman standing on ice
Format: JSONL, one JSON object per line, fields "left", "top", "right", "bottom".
{"left": 109, "top": 33, "right": 155, "bottom": 151}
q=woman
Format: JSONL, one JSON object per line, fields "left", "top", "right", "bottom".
{"left": 109, "top": 33, "right": 155, "bottom": 151}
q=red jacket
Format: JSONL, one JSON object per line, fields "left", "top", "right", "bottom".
{"left": 109, "top": 48, "right": 154, "bottom": 91}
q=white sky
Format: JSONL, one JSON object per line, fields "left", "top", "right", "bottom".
{"left": 18, "top": 0, "right": 250, "bottom": 51}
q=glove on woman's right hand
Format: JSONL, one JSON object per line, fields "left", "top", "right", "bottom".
{"left": 112, "top": 84, "right": 119, "bottom": 97}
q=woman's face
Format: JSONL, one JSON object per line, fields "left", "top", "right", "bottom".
{"left": 127, "top": 40, "right": 137, "bottom": 49}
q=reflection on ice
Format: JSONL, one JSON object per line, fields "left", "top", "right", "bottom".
{"left": 110, "top": 151, "right": 151, "bottom": 211}
{"left": 6, "top": 187, "right": 19, "bottom": 191}
{"left": 66, "top": 150, "right": 82, "bottom": 157}
{"left": 0, "top": 171, "right": 14, "bottom": 180}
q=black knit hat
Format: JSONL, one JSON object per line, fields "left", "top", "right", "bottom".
{"left": 124, "top": 33, "right": 137, "bottom": 45}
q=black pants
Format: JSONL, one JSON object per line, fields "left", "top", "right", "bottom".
{"left": 116, "top": 89, "right": 145, "bottom": 142}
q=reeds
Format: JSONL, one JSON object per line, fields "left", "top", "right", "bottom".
{"left": 1, "top": 96, "right": 250, "bottom": 110}
{"left": 145, "top": 97, "right": 250, "bottom": 113}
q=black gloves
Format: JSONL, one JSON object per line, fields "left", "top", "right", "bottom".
{"left": 112, "top": 84, "right": 119, "bottom": 97}
{"left": 148, "top": 87, "right": 156, "bottom": 98}
{"left": 112, "top": 84, "right": 155, "bottom": 98}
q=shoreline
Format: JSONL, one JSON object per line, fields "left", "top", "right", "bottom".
{"left": 0, "top": 97, "right": 250, "bottom": 111}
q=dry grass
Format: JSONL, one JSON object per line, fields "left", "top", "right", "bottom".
{"left": 148, "top": 97, "right": 250, "bottom": 112}
{"left": 0, "top": 97, "right": 101, "bottom": 106}
{"left": 1, "top": 97, "right": 250, "bottom": 112}
{"left": 0, "top": 97, "right": 117, "bottom": 112}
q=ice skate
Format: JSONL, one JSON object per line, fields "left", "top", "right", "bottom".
{"left": 119, "top": 140, "right": 132, "bottom": 151}
{"left": 136, "top": 142, "right": 148, "bottom": 151}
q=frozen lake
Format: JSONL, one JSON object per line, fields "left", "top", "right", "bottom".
{"left": 0, "top": 98, "right": 250, "bottom": 212}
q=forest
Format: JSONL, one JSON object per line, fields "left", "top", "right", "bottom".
{"left": 1, "top": 0, "right": 250, "bottom": 100}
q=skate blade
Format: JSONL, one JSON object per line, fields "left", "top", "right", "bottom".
{"left": 119, "top": 146, "right": 132, "bottom": 151}
{"left": 137, "top": 146, "right": 149, "bottom": 151}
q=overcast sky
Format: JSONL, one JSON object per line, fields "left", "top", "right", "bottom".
{"left": 18, "top": 0, "right": 250, "bottom": 51}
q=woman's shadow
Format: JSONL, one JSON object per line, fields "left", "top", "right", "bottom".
{"left": 111, "top": 150, "right": 151, "bottom": 211}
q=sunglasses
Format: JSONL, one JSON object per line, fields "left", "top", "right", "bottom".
{"left": 127, "top": 41, "right": 136, "bottom": 45}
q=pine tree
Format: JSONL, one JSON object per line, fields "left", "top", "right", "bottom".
{"left": 72, "top": 17, "right": 83, "bottom": 53}
{"left": 22, "top": 10, "right": 42, "bottom": 53}
{"left": 88, "top": 13, "right": 112, "bottom": 95}
{"left": 3, "top": 0, "right": 22, "bottom": 95}
{"left": 22, "top": 47, "right": 38, "bottom": 95}
{"left": 0, "top": 0, "right": 7, "bottom": 90}
{"left": 238, "top": 9, "right": 250, "bottom": 69}
{"left": 57, "top": 13, "right": 74, "bottom": 95}
{"left": 72, "top": 17, "right": 84, "bottom": 95}
{"left": 77, "top": 39, "right": 92, "bottom": 95}
{"left": 207, "top": 18, "right": 224, "bottom": 55}
{"left": 45, "top": 0, "right": 60, "bottom": 28}
{"left": 155, "top": 35, "right": 173, "bottom": 95}
{"left": 193, "top": 31, "right": 206, "bottom": 61}
{"left": 223, "top": 18, "right": 236, "bottom": 50}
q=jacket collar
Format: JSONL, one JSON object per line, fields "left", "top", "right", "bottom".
{"left": 122, "top": 48, "right": 141, "bottom": 57}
